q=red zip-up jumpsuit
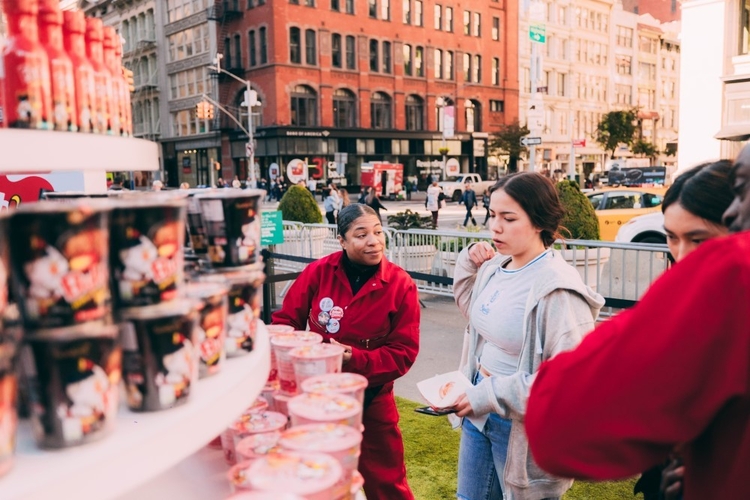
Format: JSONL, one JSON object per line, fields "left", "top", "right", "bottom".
{"left": 272, "top": 251, "right": 420, "bottom": 500}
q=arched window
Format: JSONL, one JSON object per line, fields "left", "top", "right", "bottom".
{"left": 405, "top": 95, "right": 424, "bottom": 131}
{"left": 465, "top": 99, "right": 481, "bottom": 132}
{"left": 436, "top": 96, "right": 454, "bottom": 133}
{"left": 370, "top": 91, "right": 392, "bottom": 129}
{"left": 291, "top": 85, "right": 317, "bottom": 126}
{"left": 333, "top": 88, "right": 356, "bottom": 128}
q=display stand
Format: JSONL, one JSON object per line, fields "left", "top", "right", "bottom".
{"left": 4, "top": 321, "right": 270, "bottom": 500}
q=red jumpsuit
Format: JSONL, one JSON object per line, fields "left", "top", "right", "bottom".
{"left": 272, "top": 251, "right": 420, "bottom": 500}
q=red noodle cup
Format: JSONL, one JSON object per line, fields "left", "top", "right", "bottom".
{"left": 270, "top": 332, "right": 323, "bottom": 396}
{"left": 200, "top": 265, "right": 264, "bottom": 356}
{"left": 18, "top": 324, "right": 121, "bottom": 449}
{"left": 246, "top": 451, "right": 343, "bottom": 500}
{"left": 288, "top": 393, "right": 362, "bottom": 430}
{"left": 290, "top": 343, "right": 344, "bottom": 389}
{"left": 235, "top": 430, "right": 282, "bottom": 462}
{"left": 186, "top": 282, "right": 228, "bottom": 378}
{"left": 119, "top": 301, "right": 200, "bottom": 412}
{"left": 301, "top": 373, "right": 369, "bottom": 407}
{"left": 0, "top": 341, "right": 18, "bottom": 477}
{"left": 222, "top": 410, "right": 287, "bottom": 465}
{"left": 265, "top": 324, "right": 294, "bottom": 382}
{"left": 9, "top": 201, "right": 111, "bottom": 330}
{"left": 195, "top": 190, "right": 264, "bottom": 267}
{"left": 279, "top": 423, "right": 363, "bottom": 499}
{"left": 109, "top": 195, "right": 186, "bottom": 309}
{"left": 272, "top": 391, "right": 291, "bottom": 417}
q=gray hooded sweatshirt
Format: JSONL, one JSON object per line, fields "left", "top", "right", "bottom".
{"left": 454, "top": 247, "right": 605, "bottom": 500}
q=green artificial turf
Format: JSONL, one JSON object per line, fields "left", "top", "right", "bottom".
{"left": 397, "top": 396, "right": 638, "bottom": 500}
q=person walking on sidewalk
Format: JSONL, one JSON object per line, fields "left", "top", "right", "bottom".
{"left": 482, "top": 189, "right": 491, "bottom": 226}
{"left": 425, "top": 181, "right": 443, "bottom": 229}
{"left": 461, "top": 181, "right": 478, "bottom": 227}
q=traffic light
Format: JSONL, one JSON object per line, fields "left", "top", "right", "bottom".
{"left": 196, "top": 101, "right": 214, "bottom": 120}
{"left": 122, "top": 67, "right": 135, "bottom": 93}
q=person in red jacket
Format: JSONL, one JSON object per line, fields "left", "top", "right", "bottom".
{"left": 272, "top": 203, "right": 420, "bottom": 500}
{"left": 525, "top": 147, "right": 750, "bottom": 500}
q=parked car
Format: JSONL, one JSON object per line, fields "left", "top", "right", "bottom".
{"left": 586, "top": 187, "right": 667, "bottom": 241}
{"left": 437, "top": 173, "right": 494, "bottom": 202}
{"left": 614, "top": 211, "right": 666, "bottom": 244}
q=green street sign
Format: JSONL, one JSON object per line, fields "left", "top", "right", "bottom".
{"left": 529, "top": 24, "right": 546, "bottom": 44}
{"left": 261, "top": 210, "right": 285, "bottom": 246}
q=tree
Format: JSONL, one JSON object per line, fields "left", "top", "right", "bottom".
{"left": 632, "top": 139, "right": 658, "bottom": 162}
{"left": 489, "top": 120, "right": 530, "bottom": 173}
{"left": 278, "top": 185, "right": 323, "bottom": 223}
{"left": 595, "top": 109, "right": 637, "bottom": 159}
{"left": 557, "top": 180, "right": 600, "bottom": 240}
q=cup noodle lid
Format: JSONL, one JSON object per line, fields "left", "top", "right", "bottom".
{"left": 279, "top": 423, "right": 362, "bottom": 455}
{"left": 247, "top": 451, "right": 343, "bottom": 498}
{"left": 289, "top": 343, "right": 345, "bottom": 361}
{"left": 271, "top": 331, "right": 323, "bottom": 349}
{"left": 301, "top": 373, "right": 368, "bottom": 402}
{"left": 236, "top": 431, "right": 282, "bottom": 462}
{"left": 232, "top": 411, "right": 287, "bottom": 435}
{"left": 265, "top": 324, "right": 295, "bottom": 334}
{"left": 246, "top": 397, "right": 269, "bottom": 415}
{"left": 288, "top": 393, "right": 362, "bottom": 424}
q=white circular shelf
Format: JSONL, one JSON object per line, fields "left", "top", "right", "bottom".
{"left": 4, "top": 320, "right": 270, "bottom": 500}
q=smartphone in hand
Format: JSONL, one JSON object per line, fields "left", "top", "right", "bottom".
{"left": 415, "top": 406, "right": 456, "bottom": 416}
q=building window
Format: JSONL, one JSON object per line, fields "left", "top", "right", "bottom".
{"left": 333, "top": 88, "right": 356, "bottom": 127}
{"left": 290, "top": 0, "right": 299, "bottom": 4}
{"left": 742, "top": 0, "right": 750, "bottom": 54}
{"left": 346, "top": 0, "right": 354, "bottom": 13}
{"left": 381, "top": 0, "right": 390, "bottom": 20}
{"left": 416, "top": 46, "right": 424, "bottom": 77}
{"left": 445, "top": 6, "right": 453, "bottom": 32}
{"left": 639, "top": 61, "right": 656, "bottom": 81}
{"left": 639, "top": 35, "right": 657, "bottom": 54}
{"left": 403, "top": 0, "right": 411, "bottom": 24}
{"left": 332, "top": 34, "right": 343, "bottom": 68}
{"left": 405, "top": 94, "right": 424, "bottom": 130}
{"left": 616, "top": 26, "right": 633, "bottom": 47}
{"left": 234, "top": 35, "right": 242, "bottom": 68}
{"left": 290, "top": 27, "right": 301, "bottom": 63}
{"left": 382, "top": 41, "right": 392, "bottom": 73}
{"left": 434, "top": 48, "right": 443, "bottom": 79}
{"left": 369, "top": 39, "right": 379, "bottom": 71}
{"left": 305, "top": 29, "right": 317, "bottom": 65}
{"left": 415, "top": 0, "right": 423, "bottom": 26}
{"left": 472, "top": 12, "right": 481, "bottom": 37}
{"left": 463, "top": 53, "right": 471, "bottom": 81}
{"left": 166, "top": 0, "right": 210, "bottom": 23}
{"left": 463, "top": 10, "right": 470, "bottom": 35}
{"left": 465, "top": 100, "right": 480, "bottom": 132}
{"left": 249, "top": 30, "right": 257, "bottom": 66}
{"left": 445, "top": 50, "right": 453, "bottom": 79}
{"left": 224, "top": 37, "right": 232, "bottom": 67}
{"left": 331, "top": 0, "right": 339, "bottom": 11}
{"left": 305, "top": 0, "right": 315, "bottom": 5}
{"left": 434, "top": 4, "right": 441, "bottom": 30}
{"left": 617, "top": 55, "right": 632, "bottom": 75}
{"left": 167, "top": 24, "right": 210, "bottom": 62}
{"left": 291, "top": 85, "right": 318, "bottom": 126}
{"left": 259, "top": 27, "right": 267, "bottom": 63}
{"left": 557, "top": 72, "right": 566, "bottom": 96}
{"left": 169, "top": 67, "right": 211, "bottom": 100}
{"left": 370, "top": 91, "right": 392, "bottom": 129}
{"left": 473, "top": 54, "right": 481, "bottom": 82}
{"left": 346, "top": 35, "right": 356, "bottom": 68}
{"left": 403, "top": 44, "right": 412, "bottom": 75}
{"left": 369, "top": 0, "right": 377, "bottom": 18}
{"left": 490, "top": 100, "right": 504, "bottom": 112}
{"left": 492, "top": 57, "right": 500, "bottom": 85}
{"left": 492, "top": 17, "right": 499, "bottom": 40}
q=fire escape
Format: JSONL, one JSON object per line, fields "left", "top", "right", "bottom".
{"left": 208, "top": 0, "right": 244, "bottom": 132}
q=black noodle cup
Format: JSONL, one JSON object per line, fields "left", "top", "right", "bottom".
{"left": 186, "top": 189, "right": 211, "bottom": 255}
{"left": 110, "top": 194, "right": 187, "bottom": 310}
{"left": 195, "top": 190, "right": 264, "bottom": 267}
{"left": 19, "top": 324, "right": 121, "bottom": 449}
{"left": 9, "top": 201, "right": 112, "bottom": 330}
{"left": 200, "top": 264, "right": 264, "bottom": 357}
{"left": 185, "top": 282, "right": 229, "bottom": 378}
{"left": 0, "top": 212, "right": 9, "bottom": 317}
{"left": 119, "top": 301, "right": 200, "bottom": 412}
{"left": 0, "top": 341, "right": 18, "bottom": 477}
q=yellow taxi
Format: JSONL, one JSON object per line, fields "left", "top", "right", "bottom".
{"left": 586, "top": 187, "right": 668, "bottom": 241}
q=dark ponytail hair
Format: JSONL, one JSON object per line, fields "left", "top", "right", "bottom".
{"left": 662, "top": 160, "right": 734, "bottom": 225}
{"left": 490, "top": 172, "right": 565, "bottom": 247}
{"left": 337, "top": 203, "right": 379, "bottom": 238}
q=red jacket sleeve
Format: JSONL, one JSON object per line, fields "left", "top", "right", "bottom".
{"left": 525, "top": 236, "right": 750, "bottom": 479}
{"left": 270, "top": 262, "right": 319, "bottom": 330}
{"left": 347, "top": 279, "right": 420, "bottom": 387}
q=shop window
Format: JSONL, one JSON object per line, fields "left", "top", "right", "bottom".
{"left": 291, "top": 85, "right": 318, "bottom": 126}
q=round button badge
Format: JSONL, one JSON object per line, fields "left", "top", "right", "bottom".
{"left": 326, "top": 319, "right": 340, "bottom": 334}
{"left": 318, "top": 311, "right": 330, "bottom": 326}
{"left": 319, "top": 297, "right": 334, "bottom": 312}
{"left": 329, "top": 306, "right": 344, "bottom": 320}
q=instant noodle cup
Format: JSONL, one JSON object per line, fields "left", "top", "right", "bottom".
{"left": 0, "top": 341, "right": 18, "bottom": 477}
{"left": 109, "top": 194, "right": 186, "bottom": 310}
{"left": 185, "top": 282, "right": 228, "bottom": 378}
{"left": 246, "top": 397, "right": 269, "bottom": 415}
{"left": 19, "top": 324, "right": 121, "bottom": 449}
{"left": 235, "top": 430, "right": 282, "bottom": 462}
{"left": 9, "top": 201, "right": 111, "bottom": 330}
{"left": 265, "top": 324, "right": 294, "bottom": 334}
{"left": 119, "top": 301, "right": 200, "bottom": 412}
{"left": 290, "top": 343, "right": 345, "bottom": 389}
{"left": 265, "top": 324, "right": 294, "bottom": 382}
{"left": 279, "top": 423, "right": 363, "bottom": 499}
{"left": 272, "top": 391, "right": 291, "bottom": 417}
{"left": 221, "top": 410, "right": 287, "bottom": 465}
{"left": 245, "top": 451, "right": 343, "bottom": 500}
{"left": 271, "top": 331, "right": 323, "bottom": 396}
{"left": 287, "top": 393, "right": 362, "bottom": 430}
{"left": 195, "top": 189, "right": 264, "bottom": 267}
{"left": 301, "top": 372, "right": 369, "bottom": 407}
{"left": 200, "top": 264, "right": 264, "bottom": 356}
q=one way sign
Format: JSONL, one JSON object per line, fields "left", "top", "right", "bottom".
{"left": 520, "top": 136, "right": 542, "bottom": 147}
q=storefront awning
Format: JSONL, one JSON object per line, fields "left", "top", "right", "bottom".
{"left": 714, "top": 124, "right": 750, "bottom": 141}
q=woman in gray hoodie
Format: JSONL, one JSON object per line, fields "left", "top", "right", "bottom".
{"left": 451, "top": 172, "right": 605, "bottom": 500}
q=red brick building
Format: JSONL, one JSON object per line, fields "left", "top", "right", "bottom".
{"left": 622, "top": 0, "right": 681, "bottom": 22}
{"left": 214, "top": 0, "right": 518, "bottom": 187}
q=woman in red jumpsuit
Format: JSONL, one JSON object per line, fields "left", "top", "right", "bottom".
{"left": 272, "top": 203, "right": 420, "bottom": 500}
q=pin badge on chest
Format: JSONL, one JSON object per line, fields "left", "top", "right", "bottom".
{"left": 329, "top": 306, "right": 344, "bottom": 320}
{"left": 318, "top": 311, "right": 330, "bottom": 326}
{"left": 326, "top": 318, "right": 340, "bottom": 334}
{"left": 319, "top": 297, "right": 334, "bottom": 312}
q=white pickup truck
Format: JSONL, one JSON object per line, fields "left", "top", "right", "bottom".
{"left": 438, "top": 173, "right": 495, "bottom": 202}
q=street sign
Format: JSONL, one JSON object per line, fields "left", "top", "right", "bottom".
{"left": 529, "top": 24, "right": 546, "bottom": 44}
{"left": 261, "top": 210, "right": 285, "bottom": 246}
{"left": 572, "top": 139, "right": 586, "bottom": 147}
{"left": 245, "top": 142, "right": 254, "bottom": 157}
{"left": 535, "top": 86, "right": 548, "bottom": 94}
{"left": 520, "top": 136, "right": 542, "bottom": 147}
